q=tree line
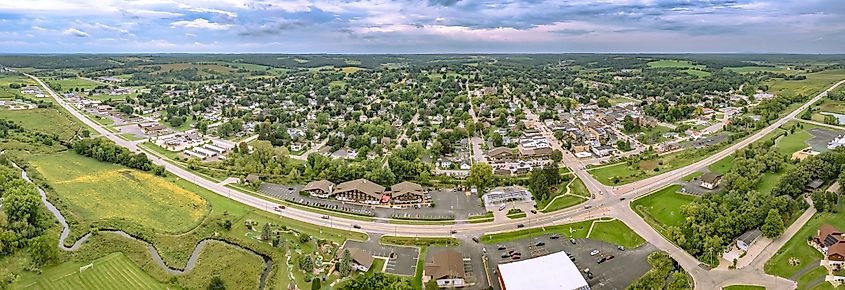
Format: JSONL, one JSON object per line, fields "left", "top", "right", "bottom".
{"left": 72, "top": 138, "right": 165, "bottom": 176}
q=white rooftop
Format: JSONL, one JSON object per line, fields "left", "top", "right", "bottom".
{"left": 497, "top": 251, "right": 589, "bottom": 290}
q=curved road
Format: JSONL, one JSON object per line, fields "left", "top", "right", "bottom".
{"left": 28, "top": 73, "right": 845, "bottom": 289}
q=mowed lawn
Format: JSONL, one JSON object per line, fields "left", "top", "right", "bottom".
{"left": 765, "top": 198, "right": 845, "bottom": 281}
{"left": 587, "top": 219, "right": 646, "bottom": 248}
{"left": 30, "top": 151, "right": 209, "bottom": 232}
{"left": 590, "top": 150, "right": 701, "bottom": 185}
{"left": 631, "top": 185, "right": 696, "bottom": 234}
{"left": 13, "top": 252, "right": 168, "bottom": 290}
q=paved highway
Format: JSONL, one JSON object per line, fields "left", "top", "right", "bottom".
{"left": 29, "top": 73, "right": 845, "bottom": 289}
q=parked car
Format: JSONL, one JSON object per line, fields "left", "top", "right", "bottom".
{"left": 550, "top": 234, "right": 561, "bottom": 240}
{"left": 570, "top": 238, "right": 577, "bottom": 244}
{"left": 534, "top": 241, "right": 545, "bottom": 247}
{"left": 499, "top": 204, "right": 507, "bottom": 211}
{"left": 590, "top": 249, "right": 600, "bottom": 256}
{"left": 587, "top": 272, "right": 594, "bottom": 279}
{"left": 497, "top": 245, "right": 507, "bottom": 251}
{"left": 597, "top": 257, "right": 607, "bottom": 264}
{"left": 618, "top": 245, "right": 625, "bottom": 251}
{"left": 605, "top": 255, "right": 615, "bottom": 261}
{"left": 501, "top": 253, "right": 511, "bottom": 258}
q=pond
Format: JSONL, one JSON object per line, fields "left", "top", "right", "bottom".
{"left": 820, "top": 112, "right": 845, "bottom": 125}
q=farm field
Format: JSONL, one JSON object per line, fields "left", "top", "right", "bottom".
{"left": 0, "top": 107, "right": 87, "bottom": 140}
{"left": 631, "top": 185, "right": 696, "bottom": 234}
{"left": 47, "top": 77, "right": 101, "bottom": 91}
{"left": 29, "top": 151, "right": 209, "bottom": 233}
{"left": 765, "top": 69, "right": 845, "bottom": 99}
{"left": 13, "top": 252, "right": 168, "bottom": 290}
{"left": 682, "top": 69, "right": 711, "bottom": 77}
{"left": 0, "top": 74, "right": 37, "bottom": 99}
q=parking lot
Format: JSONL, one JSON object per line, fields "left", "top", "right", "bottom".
{"left": 807, "top": 127, "right": 845, "bottom": 152}
{"left": 343, "top": 238, "right": 420, "bottom": 276}
{"left": 260, "top": 183, "right": 487, "bottom": 220}
{"left": 483, "top": 235, "right": 655, "bottom": 290}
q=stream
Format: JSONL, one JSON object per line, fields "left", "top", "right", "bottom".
{"left": 12, "top": 161, "right": 274, "bottom": 289}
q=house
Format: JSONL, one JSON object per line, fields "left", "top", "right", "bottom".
{"left": 805, "top": 179, "right": 825, "bottom": 193}
{"left": 333, "top": 179, "right": 385, "bottom": 205}
{"left": 699, "top": 172, "right": 722, "bottom": 190}
{"left": 389, "top": 181, "right": 426, "bottom": 204}
{"left": 423, "top": 250, "right": 466, "bottom": 288}
{"left": 302, "top": 180, "right": 335, "bottom": 198}
{"left": 813, "top": 224, "right": 845, "bottom": 265}
{"left": 736, "top": 229, "right": 762, "bottom": 251}
{"left": 346, "top": 247, "right": 375, "bottom": 272}
{"left": 244, "top": 174, "right": 260, "bottom": 184}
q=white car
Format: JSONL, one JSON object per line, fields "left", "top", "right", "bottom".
{"left": 590, "top": 249, "right": 600, "bottom": 256}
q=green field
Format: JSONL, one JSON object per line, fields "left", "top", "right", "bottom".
{"left": 725, "top": 66, "right": 787, "bottom": 73}
{"left": 765, "top": 69, "right": 845, "bottom": 99}
{"left": 818, "top": 99, "right": 845, "bottom": 114}
{"left": 379, "top": 236, "right": 460, "bottom": 247}
{"left": 590, "top": 150, "right": 703, "bottom": 185}
{"left": 30, "top": 151, "right": 209, "bottom": 234}
{"left": 0, "top": 74, "right": 37, "bottom": 99}
{"left": 631, "top": 185, "right": 696, "bottom": 234}
{"left": 13, "top": 252, "right": 168, "bottom": 290}
{"left": 647, "top": 60, "right": 705, "bottom": 69}
{"left": 481, "top": 218, "right": 644, "bottom": 247}
{"left": 0, "top": 107, "right": 87, "bottom": 140}
{"left": 765, "top": 197, "right": 845, "bottom": 283}
{"left": 587, "top": 219, "right": 646, "bottom": 248}
{"left": 682, "top": 69, "right": 712, "bottom": 77}
{"left": 47, "top": 77, "right": 101, "bottom": 92}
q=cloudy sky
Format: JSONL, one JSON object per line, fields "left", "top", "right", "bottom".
{"left": 1, "top": 0, "right": 843, "bottom": 53}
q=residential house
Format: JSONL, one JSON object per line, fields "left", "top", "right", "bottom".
{"left": 699, "top": 172, "right": 722, "bottom": 190}
{"left": 423, "top": 250, "right": 467, "bottom": 288}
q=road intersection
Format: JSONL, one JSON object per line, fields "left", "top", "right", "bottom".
{"left": 29, "top": 73, "right": 845, "bottom": 289}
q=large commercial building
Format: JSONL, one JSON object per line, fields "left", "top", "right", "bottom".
{"left": 497, "top": 251, "right": 589, "bottom": 290}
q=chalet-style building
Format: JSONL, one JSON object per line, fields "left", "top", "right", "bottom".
{"left": 424, "top": 250, "right": 467, "bottom": 288}
{"left": 347, "top": 247, "right": 375, "bottom": 272}
{"left": 699, "top": 172, "right": 722, "bottom": 190}
{"left": 813, "top": 224, "right": 845, "bottom": 265}
{"left": 334, "top": 179, "right": 385, "bottom": 205}
{"left": 389, "top": 181, "right": 426, "bottom": 204}
{"left": 301, "top": 180, "right": 335, "bottom": 198}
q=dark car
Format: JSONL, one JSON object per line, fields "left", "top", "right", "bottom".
{"left": 497, "top": 245, "right": 507, "bottom": 251}
{"left": 501, "top": 253, "right": 511, "bottom": 258}
{"left": 569, "top": 238, "right": 577, "bottom": 244}
{"left": 534, "top": 241, "right": 545, "bottom": 247}
{"left": 618, "top": 245, "right": 625, "bottom": 251}
{"left": 530, "top": 209, "right": 537, "bottom": 214}
{"left": 605, "top": 255, "right": 615, "bottom": 261}
{"left": 597, "top": 257, "right": 607, "bottom": 264}
{"left": 587, "top": 272, "right": 594, "bottom": 279}
{"left": 450, "top": 230, "right": 458, "bottom": 234}
{"left": 550, "top": 234, "right": 561, "bottom": 240}
{"left": 619, "top": 197, "right": 627, "bottom": 201}
{"left": 516, "top": 224, "right": 525, "bottom": 228}
{"left": 472, "top": 237, "right": 480, "bottom": 243}
{"left": 352, "top": 224, "right": 361, "bottom": 229}
{"left": 321, "top": 215, "right": 330, "bottom": 219}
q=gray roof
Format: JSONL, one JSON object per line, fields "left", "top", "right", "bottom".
{"left": 738, "top": 229, "right": 762, "bottom": 244}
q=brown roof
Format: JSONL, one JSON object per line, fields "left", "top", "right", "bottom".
{"left": 819, "top": 224, "right": 842, "bottom": 240}
{"left": 829, "top": 243, "right": 845, "bottom": 260}
{"left": 390, "top": 181, "right": 423, "bottom": 193}
{"left": 487, "top": 147, "right": 513, "bottom": 157}
{"left": 347, "top": 247, "right": 374, "bottom": 268}
{"left": 245, "top": 173, "right": 260, "bottom": 183}
{"left": 424, "top": 249, "right": 465, "bottom": 280}
{"left": 302, "top": 180, "right": 334, "bottom": 193}
{"left": 700, "top": 172, "right": 722, "bottom": 184}
{"left": 335, "top": 178, "right": 385, "bottom": 198}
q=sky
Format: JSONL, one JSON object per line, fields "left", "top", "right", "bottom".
{"left": 1, "top": 0, "right": 843, "bottom": 54}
